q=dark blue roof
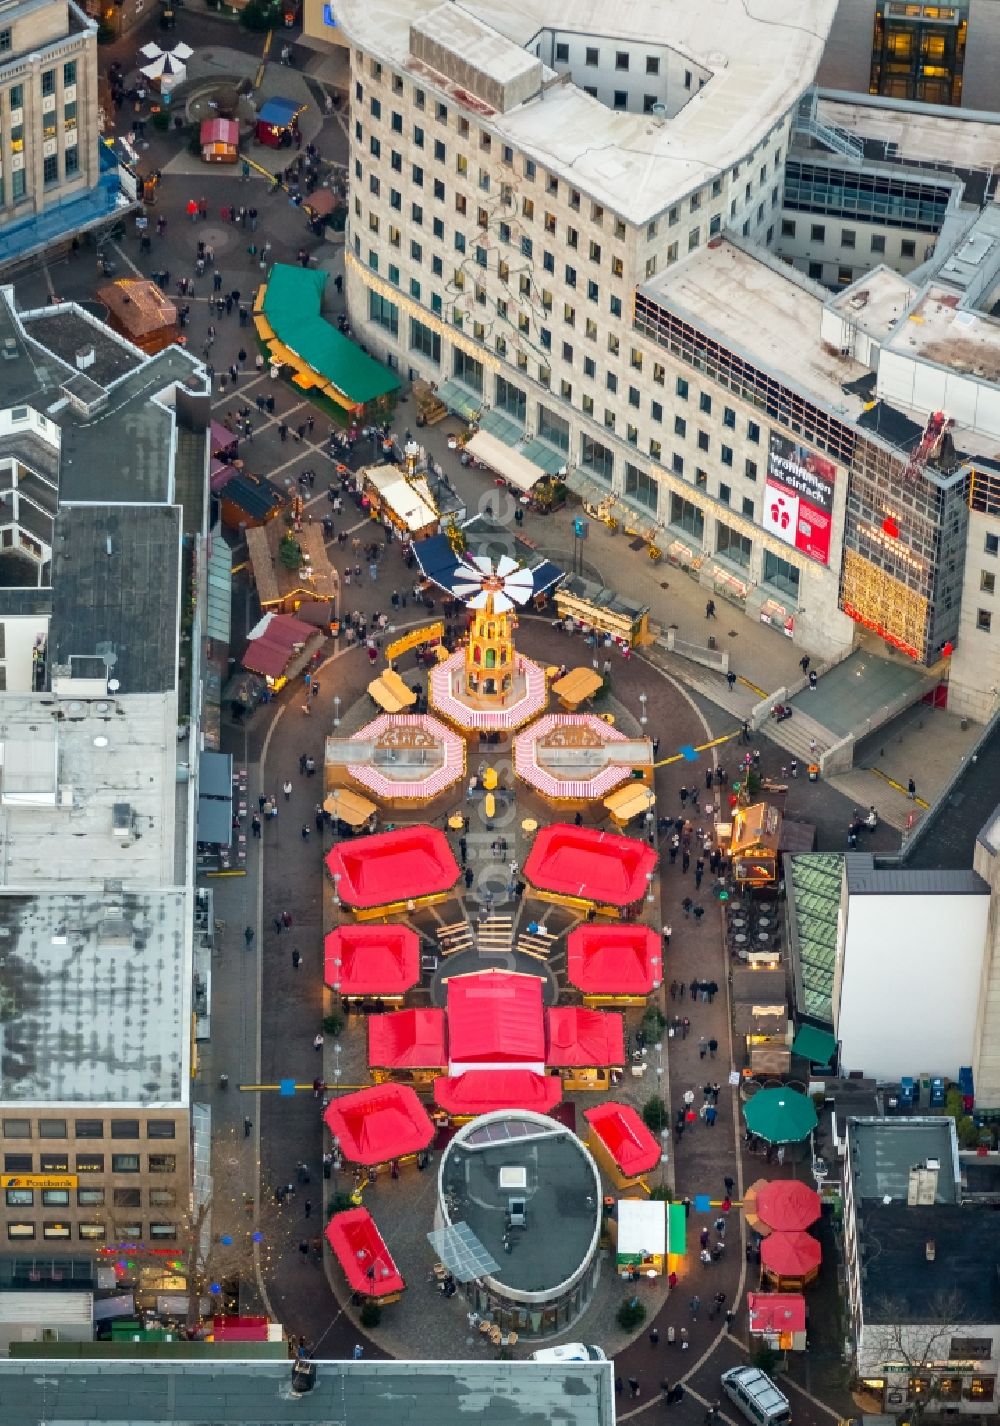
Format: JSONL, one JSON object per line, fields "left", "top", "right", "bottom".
{"left": 413, "top": 529, "right": 563, "bottom": 602}
{"left": 257, "top": 97, "right": 301, "bottom": 127}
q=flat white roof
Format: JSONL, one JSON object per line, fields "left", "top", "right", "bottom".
{"left": 818, "top": 95, "right": 1000, "bottom": 173}
{"left": 337, "top": 0, "right": 839, "bottom": 222}
{"left": 0, "top": 693, "right": 178, "bottom": 888}
{"left": 0, "top": 887, "right": 190, "bottom": 1106}
{"left": 829, "top": 267, "right": 917, "bottom": 344}
{"left": 617, "top": 1197, "right": 666, "bottom": 1256}
{"left": 640, "top": 241, "right": 869, "bottom": 420}
{"left": 886, "top": 286, "right": 1000, "bottom": 382}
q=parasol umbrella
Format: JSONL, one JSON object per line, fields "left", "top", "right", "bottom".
{"left": 757, "top": 1178, "right": 821, "bottom": 1233}
{"left": 760, "top": 1229, "right": 822, "bottom": 1283}
{"left": 743, "top": 1087, "right": 817, "bottom": 1144}
{"left": 741, "top": 1178, "right": 773, "bottom": 1237}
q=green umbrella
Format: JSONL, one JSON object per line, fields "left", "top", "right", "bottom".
{"left": 743, "top": 1087, "right": 818, "bottom": 1144}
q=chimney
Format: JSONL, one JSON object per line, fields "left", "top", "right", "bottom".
{"left": 75, "top": 345, "right": 95, "bottom": 371}
{"left": 925, "top": 1240, "right": 937, "bottom": 1262}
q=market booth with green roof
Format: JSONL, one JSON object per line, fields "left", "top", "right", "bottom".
{"left": 260, "top": 264, "right": 400, "bottom": 416}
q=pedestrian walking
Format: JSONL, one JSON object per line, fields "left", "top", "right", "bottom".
{"left": 724, "top": 1175, "right": 735, "bottom": 1195}
{"left": 698, "top": 1037, "right": 708, "bottom": 1059}
{"left": 680, "top": 1327, "right": 689, "bottom": 1350}
{"left": 292, "top": 949, "right": 301, "bottom": 969}
{"left": 353, "top": 1344, "right": 364, "bottom": 1360}
{"left": 304, "top": 1199, "right": 312, "bottom": 1218}
{"left": 251, "top": 813, "right": 261, "bottom": 838}
{"left": 301, "top": 824, "right": 310, "bottom": 839}
{"left": 662, "top": 924, "right": 672, "bottom": 947}
{"left": 908, "top": 777, "right": 917, "bottom": 800}
{"left": 689, "top": 1295, "right": 700, "bottom": 1319}
{"left": 298, "top": 1239, "right": 309, "bottom": 1262}
{"left": 708, "top": 1037, "right": 718, "bottom": 1058}
{"left": 627, "top": 1378, "right": 640, "bottom": 1399}
{"left": 705, "top": 599, "right": 716, "bottom": 619}
{"left": 666, "top": 1325, "right": 675, "bottom": 1346}
{"left": 313, "top": 1033, "right": 324, "bottom": 1051}
{"left": 649, "top": 1327, "right": 659, "bottom": 1346}
{"left": 243, "top": 1115, "right": 252, "bottom": 1137}
{"left": 726, "top": 670, "right": 736, "bottom": 691}
{"left": 244, "top": 926, "right": 254, "bottom": 946}
{"left": 283, "top": 779, "right": 293, "bottom": 800}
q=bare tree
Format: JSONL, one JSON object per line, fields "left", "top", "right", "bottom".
{"left": 861, "top": 1290, "right": 971, "bottom": 1421}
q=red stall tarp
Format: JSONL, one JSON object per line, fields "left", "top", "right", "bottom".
{"left": 434, "top": 1069, "right": 562, "bottom": 1116}
{"left": 545, "top": 1006, "right": 625, "bottom": 1067}
{"left": 212, "top": 1315, "right": 270, "bottom": 1341}
{"left": 325, "top": 1207, "right": 405, "bottom": 1298}
{"left": 201, "top": 117, "right": 239, "bottom": 148}
{"left": 566, "top": 924, "right": 663, "bottom": 995}
{"left": 447, "top": 970, "right": 545, "bottom": 1068}
{"left": 325, "top": 825, "right": 460, "bottom": 909}
{"left": 760, "top": 1230, "right": 822, "bottom": 1279}
{"left": 242, "top": 613, "right": 315, "bottom": 680}
{"left": 747, "top": 1292, "right": 807, "bottom": 1336}
{"left": 756, "top": 1179, "right": 822, "bottom": 1233}
{"left": 324, "top": 1083, "right": 434, "bottom": 1165}
{"left": 368, "top": 1008, "right": 448, "bottom": 1069}
{"left": 324, "top": 924, "right": 420, "bottom": 996}
{"left": 524, "top": 823, "right": 658, "bottom": 906}
{"left": 584, "top": 1101, "right": 661, "bottom": 1176}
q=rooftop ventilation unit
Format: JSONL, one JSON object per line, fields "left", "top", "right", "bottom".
{"left": 2, "top": 338, "right": 17, "bottom": 361}
{"left": 111, "top": 802, "right": 133, "bottom": 838}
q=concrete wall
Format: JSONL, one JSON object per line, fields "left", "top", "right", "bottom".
{"left": 776, "top": 213, "right": 938, "bottom": 288}
{"left": 836, "top": 891, "right": 989, "bottom": 1078}
{"left": 530, "top": 31, "right": 710, "bottom": 120}
{"left": 878, "top": 348, "right": 1000, "bottom": 442}
{"left": 816, "top": 0, "right": 877, "bottom": 93}
{"left": 959, "top": 0, "right": 1000, "bottom": 111}
{"left": 949, "top": 509, "right": 1000, "bottom": 724}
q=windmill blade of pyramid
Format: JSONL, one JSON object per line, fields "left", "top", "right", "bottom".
{"left": 506, "top": 585, "right": 532, "bottom": 606}
{"left": 503, "top": 568, "right": 535, "bottom": 593}
{"left": 495, "top": 554, "right": 519, "bottom": 578}
{"left": 492, "top": 592, "right": 514, "bottom": 614}
{"left": 467, "top": 590, "right": 490, "bottom": 609}
{"left": 453, "top": 581, "right": 483, "bottom": 600}
{"left": 468, "top": 554, "right": 494, "bottom": 574}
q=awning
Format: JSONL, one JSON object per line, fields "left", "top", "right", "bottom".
{"left": 434, "top": 1069, "right": 562, "bottom": 1116}
{"left": 196, "top": 796, "right": 232, "bottom": 847}
{"left": 545, "top": 1006, "right": 625, "bottom": 1067}
{"left": 747, "top": 1292, "right": 807, "bottom": 1336}
{"left": 479, "top": 409, "right": 523, "bottom": 446}
{"left": 584, "top": 1101, "right": 661, "bottom": 1176}
{"left": 365, "top": 468, "right": 438, "bottom": 531}
{"left": 792, "top": 1024, "right": 837, "bottom": 1066}
{"left": 199, "top": 750, "right": 232, "bottom": 798}
{"left": 206, "top": 533, "right": 233, "bottom": 644}
{"left": 519, "top": 439, "right": 567, "bottom": 476}
{"left": 324, "top": 924, "right": 419, "bottom": 996}
{"left": 324, "top": 1084, "right": 435, "bottom": 1165}
{"left": 566, "top": 925, "right": 663, "bottom": 995}
{"left": 464, "top": 431, "right": 546, "bottom": 493}
{"left": 212, "top": 1315, "right": 270, "bottom": 1341}
{"left": 617, "top": 1198, "right": 666, "bottom": 1258}
{"left": 197, "top": 751, "right": 232, "bottom": 846}
{"left": 368, "top": 1009, "right": 448, "bottom": 1069}
{"left": 326, "top": 1208, "right": 405, "bottom": 1297}
{"left": 200, "top": 118, "right": 238, "bottom": 146}
{"left": 743, "top": 1087, "right": 818, "bottom": 1144}
{"left": 447, "top": 970, "right": 545, "bottom": 1069}
{"left": 434, "top": 378, "right": 483, "bottom": 420}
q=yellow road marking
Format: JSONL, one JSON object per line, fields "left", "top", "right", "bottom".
{"left": 738, "top": 675, "right": 768, "bottom": 698}
{"left": 870, "top": 765, "right": 929, "bottom": 809}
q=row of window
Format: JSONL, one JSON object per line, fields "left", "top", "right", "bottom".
{"left": 2, "top": 1118, "right": 176, "bottom": 1139}
{"left": 780, "top": 217, "right": 919, "bottom": 258}
{"left": 4, "top": 1152, "right": 177, "bottom": 1173}
{"left": 6, "top": 1186, "right": 175, "bottom": 1208}
{"left": 0, "top": 61, "right": 74, "bottom": 86}
{"left": 6, "top": 1220, "right": 176, "bottom": 1241}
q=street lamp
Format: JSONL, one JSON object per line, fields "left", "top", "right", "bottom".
{"left": 646, "top": 870, "right": 655, "bottom": 904}
{"left": 639, "top": 691, "right": 648, "bottom": 726}
{"left": 333, "top": 872, "right": 341, "bottom": 907}
{"left": 333, "top": 695, "right": 341, "bottom": 728}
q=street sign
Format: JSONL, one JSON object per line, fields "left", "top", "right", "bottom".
{"left": 573, "top": 517, "right": 589, "bottom": 540}
{"left": 279, "top": 1078, "right": 297, "bottom": 1097}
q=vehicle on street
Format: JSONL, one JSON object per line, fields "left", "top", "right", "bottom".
{"left": 720, "top": 1366, "right": 792, "bottom": 1426}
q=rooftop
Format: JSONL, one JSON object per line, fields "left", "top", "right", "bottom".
{"left": 639, "top": 240, "right": 868, "bottom": 420}
{"left": 21, "top": 305, "right": 139, "bottom": 388}
{"left": 0, "top": 1358, "right": 614, "bottom": 1426}
{"left": 336, "top": 0, "right": 838, "bottom": 223}
{"left": 844, "top": 852, "right": 989, "bottom": 897}
{"left": 50, "top": 505, "right": 181, "bottom": 696}
{"left": 440, "top": 1114, "right": 601, "bottom": 1294}
{"left": 858, "top": 1201, "right": 1000, "bottom": 1324}
{"left": 0, "top": 693, "right": 178, "bottom": 889}
{"left": 849, "top": 1117, "right": 960, "bottom": 1204}
{"left": 0, "top": 888, "right": 189, "bottom": 1106}
{"left": 884, "top": 285, "right": 1000, "bottom": 383}
{"left": 829, "top": 267, "right": 917, "bottom": 344}
{"left": 818, "top": 93, "right": 1000, "bottom": 176}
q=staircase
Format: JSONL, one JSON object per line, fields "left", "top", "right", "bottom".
{"left": 794, "top": 90, "right": 864, "bottom": 162}
{"left": 763, "top": 704, "right": 839, "bottom": 765}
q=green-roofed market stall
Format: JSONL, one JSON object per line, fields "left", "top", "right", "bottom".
{"left": 261, "top": 264, "right": 400, "bottom": 413}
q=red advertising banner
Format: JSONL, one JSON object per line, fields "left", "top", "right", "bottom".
{"left": 763, "top": 432, "right": 837, "bottom": 566}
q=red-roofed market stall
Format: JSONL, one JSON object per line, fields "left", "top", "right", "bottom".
{"left": 566, "top": 924, "right": 663, "bottom": 1003}
{"left": 325, "top": 1207, "right": 405, "bottom": 1302}
{"left": 324, "top": 825, "right": 460, "bottom": 917}
{"left": 759, "top": 1229, "right": 822, "bottom": 1287}
{"left": 545, "top": 1006, "right": 625, "bottom": 1074}
{"left": 433, "top": 1069, "right": 562, "bottom": 1117}
{"left": 324, "top": 924, "right": 420, "bottom": 1000}
{"left": 584, "top": 1101, "right": 662, "bottom": 1186}
{"left": 368, "top": 1008, "right": 448, "bottom": 1078}
{"left": 324, "top": 1084, "right": 435, "bottom": 1166}
{"left": 524, "top": 823, "right": 658, "bottom": 911}
{"left": 446, "top": 970, "right": 545, "bottom": 1071}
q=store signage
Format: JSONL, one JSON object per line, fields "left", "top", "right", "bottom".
{"left": 764, "top": 432, "right": 836, "bottom": 566}
{"left": 385, "top": 622, "right": 444, "bottom": 661}
{"left": 1, "top": 1173, "right": 78, "bottom": 1189}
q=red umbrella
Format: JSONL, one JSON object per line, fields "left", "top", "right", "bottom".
{"left": 760, "top": 1230, "right": 822, "bottom": 1282}
{"left": 757, "top": 1179, "right": 822, "bottom": 1233}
